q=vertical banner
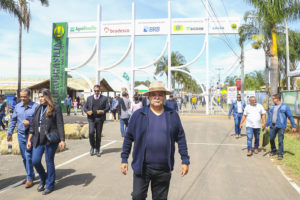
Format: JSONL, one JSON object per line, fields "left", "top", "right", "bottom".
{"left": 227, "top": 86, "right": 237, "bottom": 104}
{"left": 50, "top": 22, "right": 68, "bottom": 112}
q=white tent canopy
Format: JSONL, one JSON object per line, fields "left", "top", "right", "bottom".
{"left": 134, "top": 84, "right": 148, "bottom": 91}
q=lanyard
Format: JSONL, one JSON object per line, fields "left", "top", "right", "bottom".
{"left": 39, "top": 106, "right": 47, "bottom": 124}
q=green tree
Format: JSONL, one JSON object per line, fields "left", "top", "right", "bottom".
{"left": 277, "top": 30, "right": 300, "bottom": 89}
{"left": 245, "top": 0, "right": 300, "bottom": 95}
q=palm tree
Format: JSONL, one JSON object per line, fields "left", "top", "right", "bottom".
{"left": 0, "top": 0, "right": 25, "bottom": 21}
{"left": 17, "top": 0, "right": 49, "bottom": 99}
{"left": 155, "top": 51, "right": 187, "bottom": 89}
{"left": 1, "top": 0, "right": 49, "bottom": 99}
{"left": 245, "top": 0, "right": 300, "bottom": 95}
{"left": 239, "top": 11, "right": 272, "bottom": 96}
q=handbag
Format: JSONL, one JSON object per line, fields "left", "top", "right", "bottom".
{"left": 45, "top": 130, "right": 60, "bottom": 144}
{"left": 262, "top": 129, "right": 270, "bottom": 147}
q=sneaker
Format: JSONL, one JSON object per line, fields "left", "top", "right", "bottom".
{"left": 96, "top": 150, "right": 101, "bottom": 157}
{"left": 247, "top": 150, "right": 253, "bottom": 156}
{"left": 278, "top": 156, "right": 283, "bottom": 160}
{"left": 254, "top": 149, "right": 259, "bottom": 154}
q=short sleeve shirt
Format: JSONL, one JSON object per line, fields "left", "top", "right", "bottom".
{"left": 244, "top": 104, "right": 266, "bottom": 128}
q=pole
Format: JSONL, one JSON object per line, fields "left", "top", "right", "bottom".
{"left": 241, "top": 40, "right": 245, "bottom": 97}
{"left": 130, "top": 2, "right": 135, "bottom": 99}
{"left": 286, "top": 20, "right": 290, "bottom": 90}
{"left": 167, "top": 0, "right": 172, "bottom": 92}
{"left": 205, "top": 0, "right": 209, "bottom": 115}
{"left": 96, "top": 5, "right": 101, "bottom": 85}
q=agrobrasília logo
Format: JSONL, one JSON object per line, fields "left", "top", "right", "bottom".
{"left": 54, "top": 26, "right": 65, "bottom": 38}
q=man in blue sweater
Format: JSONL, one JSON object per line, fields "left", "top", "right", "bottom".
{"left": 121, "top": 81, "right": 190, "bottom": 200}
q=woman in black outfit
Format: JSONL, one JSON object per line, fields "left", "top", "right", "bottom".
{"left": 27, "top": 88, "right": 65, "bottom": 195}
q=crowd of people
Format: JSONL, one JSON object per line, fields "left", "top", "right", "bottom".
{"left": 2, "top": 81, "right": 297, "bottom": 198}
{"left": 229, "top": 93, "right": 296, "bottom": 159}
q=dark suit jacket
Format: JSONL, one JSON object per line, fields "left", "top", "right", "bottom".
{"left": 83, "top": 94, "right": 110, "bottom": 121}
{"left": 29, "top": 104, "right": 65, "bottom": 147}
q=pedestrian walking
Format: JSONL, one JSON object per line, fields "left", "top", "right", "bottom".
{"left": 131, "top": 96, "right": 142, "bottom": 114}
{"left": 191, "top": 96, "right": 197, "bottom": 110}
{"left": 73, "top": 101, "right": 78, "bottom": 115}
{"left": 83, "top": 84, "right": 109, "bottom": 157}
{"left": 228, "top": 94, "right": 246, "bottom": 138}
{"left": 240, "top": 96, "right": 266, "bottom": 156}
{"left": 0, "top": 95, "right": 8, "bottom": 130}
{"left": 165, "top": 94, "right": 178, "bottom": 111}
{"left": 26, "top": 88, "right": 66, "bottom": 195}
{"left": 266, "top": 94, "right": 296, "bottom": 160}
{"left": 118, "top": 92, "right": 131, "bottom": 137}
{"left": 79, "top": 95, "right": 85, "bottom": 116}
{"left": 7, "top": 88, "right": 39, "bottom": 188}
{"left": 121, "top": 80, "right": 190, "bottom": 200}
{"left": 111, "top": 95, "right": 119, "bottom": 121}
{"left": 64, "top": 94, "right": 72, "bottom": 116}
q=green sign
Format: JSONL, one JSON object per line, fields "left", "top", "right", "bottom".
{"left": 50, "top": 22, "right": 68, "bottom": 112}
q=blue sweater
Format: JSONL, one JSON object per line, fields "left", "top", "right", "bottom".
{"left": 121, "top": 106, "right": 190, "bottom": 175}
{"left": 165, "top": 100, "right": 178, "bottom": 111}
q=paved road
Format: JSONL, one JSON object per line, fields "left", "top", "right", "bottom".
{"left": 0, "top": 117, "right": 299, "bottom": 200}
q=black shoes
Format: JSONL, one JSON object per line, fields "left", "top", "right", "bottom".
{"left": 42, "top": 189, "right": 53, "bottom": 195}
{"left": 90, "top": 148, "right": 95, "bottom": 156}
{"left": 269, "top": 150, "right": 277, "bottom": 156}
{"left": 96, "top": 150, "right": 101, "bottom": 157}
{"left": 37, "top": 184, "right": 45, "bottom": 192}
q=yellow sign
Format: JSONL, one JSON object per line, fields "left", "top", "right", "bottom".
{"left": 231, "top": 24, "right": 237, "bottom": 29}
{"left": 54, "top": 26, "right": 65, "bottom": 38}
{"left": 272, "top": 32, "right": 277, "bottom": 56}
{"left": 173, "top": 25, "right": 183, "bottom": 31}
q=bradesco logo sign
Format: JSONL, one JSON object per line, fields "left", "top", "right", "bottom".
{"left": 103, "top": 27, "right": 130, "bottom": 34}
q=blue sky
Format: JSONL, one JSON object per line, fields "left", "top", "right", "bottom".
{"left": 0, "top": 0, "right": 299, "bottom": 88}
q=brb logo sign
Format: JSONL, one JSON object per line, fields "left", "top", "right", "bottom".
{"left": 143, "top": 26, "right": 160, "bottom": 32}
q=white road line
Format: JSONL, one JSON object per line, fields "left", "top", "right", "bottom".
{"left": 277, "top": 166, "right": 300, "bottom": 194}
{"left": 103, "top": 139, "right": 247, "bottom": 147}
{"left": 188, "top": 142, "right": 247, "bottom": 147}
{"left": 0, "top": 140, "right": 117, "bottom": 194}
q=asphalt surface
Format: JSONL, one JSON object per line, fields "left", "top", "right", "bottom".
{"left": 0, "top": 116, "right": 300, "bottom": 200}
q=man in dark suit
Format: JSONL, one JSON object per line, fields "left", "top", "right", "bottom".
{"left": 84, "top": 84, "right": 110, "bottom": 157}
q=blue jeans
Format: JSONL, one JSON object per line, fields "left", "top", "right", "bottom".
{"left": 32, "top": 143, "right": 58, "bottom": 190}
{"left": 18, "top": 133, "right": 34, "bottom": 181}
{"left": 66, "top": 105, "right": 71, "bottom": 115}
{"left": 246, "top": 127, "right": 260, "bottom": 151}
{"left": 0, "top": 113, "right": 5, "bottom": 129}
{"left": 120, "top": 118, "right": 129, "bottom": 137}
{"left": 234, "top": 113, "right": 243, "bottom": 135}
{"left": 269, "top": 126, "right": 285, "bottom": 156}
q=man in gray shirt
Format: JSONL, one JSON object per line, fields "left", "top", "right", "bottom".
{"left": 119, "top": 92, "right": 131, "bottom": 137}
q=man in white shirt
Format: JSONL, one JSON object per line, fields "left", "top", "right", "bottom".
{"left": 240, "top": 96, "right": 266, "bottom": 156}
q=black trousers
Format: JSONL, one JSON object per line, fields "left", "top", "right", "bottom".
{"left": 132, "top": 167, "right": 171, "bottom": 200}
{"left": 88, "top": 119, "right": 104, "bottom": 150}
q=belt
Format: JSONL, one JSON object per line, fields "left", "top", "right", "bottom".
{"left": 272, "top": 123, "right": 276, "bottom": 126}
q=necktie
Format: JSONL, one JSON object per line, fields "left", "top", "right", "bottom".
{"left": 96, "top": 96, "right": 99, "bottom": 100}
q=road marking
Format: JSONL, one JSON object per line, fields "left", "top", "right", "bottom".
{"left": 187, "top": 142, "right": 247, "bottom": 147}
{"left": 277, "top": 166, "right": 300, "bottom": 194}
{"left": 102, "top": 139, "right": 246, "bottom": 147}
{"left": 0, "top": 140, "right": 117, "bottom": 194}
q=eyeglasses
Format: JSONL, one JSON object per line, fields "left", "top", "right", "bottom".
{"left": 94, "top": 90, "right": 100, "bottom": 92}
